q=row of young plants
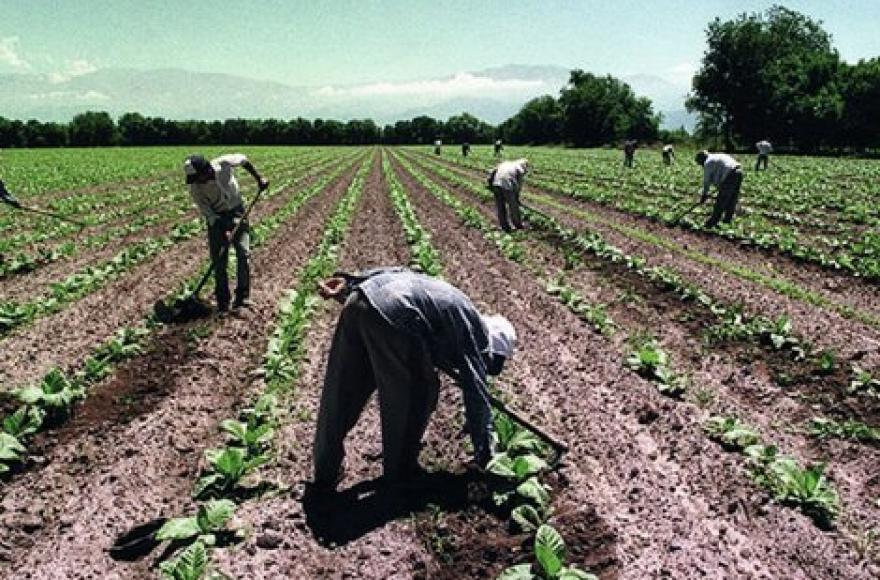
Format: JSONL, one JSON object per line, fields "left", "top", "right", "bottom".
{"left": 390, "top": 150, "right": 599, "bottom": 579}
{"left": 0, "top": 155, "right": 355, "bottom": 336}
{"left": 401, "top": 152, "right": 859, "bottom": 532}
{"left": 0, "top": 154, "right": 337, "bottom": 278}
{"left": 154, "top": 156, "right": 372, "bottom": 579}
{"left": 422, "top": 151, "right": 880, "bottom": 330}
{"left": 429, "top": 149, "right": 880, "bottom": 282}
{"left": 0, "top": 155, "right": 362, "bottom": 484}
{"left": 704, "top": 416, "right": 841, "bottom": 528}
{"left": 410, "top": 152, "right": 880, "bottom": 404}
{"left": 0, "top": 150, "right": 317, "bottom": 254}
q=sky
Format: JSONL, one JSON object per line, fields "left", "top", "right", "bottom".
{"left": 2, "top": 0, "right": 879, "bottom": 88}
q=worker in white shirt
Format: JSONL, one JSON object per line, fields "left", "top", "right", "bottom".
{"left": 755, "top": 140, "right": 772, "bottom": 171}
{"left": 662, "top": 144, "right": 675, "bottom": 166}
{"left": 694, "top": 150, "right": 743, "bottom": 228}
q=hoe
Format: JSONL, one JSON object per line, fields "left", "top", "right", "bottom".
{"left": 0, "top": 179, "right": 88, "bottom": 227}
{"left": 489, "top": 392, "right": 569, "bottom": 465}
{"left": 153, "top": 186, "right": 266, "bottom": 324}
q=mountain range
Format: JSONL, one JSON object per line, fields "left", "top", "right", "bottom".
{"left": 0, "top": 64, "right": 695, "bottom": 130}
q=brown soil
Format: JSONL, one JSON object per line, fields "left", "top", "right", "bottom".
{"left": 389, "top": 150, "right": 877, "bottom": 579}
{"left": 0, "top": 156, "right": 362, "bottom": 577}
{"left": 0, "top": 157, "right": 355, "bottom": 389}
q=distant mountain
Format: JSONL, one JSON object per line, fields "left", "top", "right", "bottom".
{"left": 0, "top": 64, "right": 692, "bottom": 129}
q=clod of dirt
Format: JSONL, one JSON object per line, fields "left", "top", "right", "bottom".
{"left": 256, "top": 531, "right": 284, "bottom": 550}
{"left": 636, "top": 405, "right": 659, "bottom": 425}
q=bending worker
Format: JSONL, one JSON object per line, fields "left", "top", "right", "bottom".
{"left": 662, "top": 144, "right": 675, "bottom": 166}
{"left": 312, "top": 267, "right": 516, "bottom": 490}
{"left": 487, "top": 158, "right": 529, "bottom": 233}
{"left": 694, "top": 150, "right": 743, "bottom": 228}
{"left": 184, "top": 153, "right": 268, "bottom": 312}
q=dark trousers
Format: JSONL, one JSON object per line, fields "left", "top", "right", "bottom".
{"left": 755, "top": 154, "right": 769, "bottom": 171}
{"left": 663, "top": 152, "right": 672, "bottom": 165}
{"left": 705, "top": 169, "right": 744, "bottom": 228}
{"left": 207, "top": 208, "right": 250, "bottom": 308}
{"left": 313, "top": 292, "right": 440, "bottom": 485}
{"left": 492, "top": 185, "right": 523, "bottom": 233}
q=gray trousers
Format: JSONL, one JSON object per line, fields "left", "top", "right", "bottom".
{"left": 207, "top": 210, "right": 250, "bottom": 307}
{"left": 755, "top": 154, "right": 769, "bottom": 171}
{"left": 313, "top": 292, "right": 440, "bottom": 485}
{"left": 492, "top": 185, "right": 523, "bottom": 233}
{"left": 705, "top": 169, "right": 744, "bottom": 228}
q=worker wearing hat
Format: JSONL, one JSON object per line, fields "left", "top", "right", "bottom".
{"left": 183, "top": 153, "right": 268, "bottom": 312}
{"left": 312, "top": 267, "right": 517, "bottom": 490}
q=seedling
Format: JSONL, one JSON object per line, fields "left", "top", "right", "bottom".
{"left": 2, "top": 405, "right": 45, "bottom": 439}
{"left": 626, "top": 338, "right": 687, "bottom": 397}
{"left": 158, "top": 540, "right": 208, "bottom": 580}
{"left": 156, "top": 499, "right": 236, "bottom": 547}
{"left": 193, "top": 446, "right": 270, "bottom": 499}
{"left": 0, "top": 432, "right": 27, "bottom": 474}
{"left": 500, "top": 524, "right": 597, "bottom": 579}
{"left": 807, "top": 417, "right": 880, "bottom": 442}
{"left": 704, "top": 416, "right": 761, "bottom": 450}
{"left": 14, "top": 368, "right": 85, "bottom": 421}
{"left": 849, "top": 367, "right": 880, "bottom": 395}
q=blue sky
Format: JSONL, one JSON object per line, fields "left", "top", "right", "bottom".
{"left": 2, "top": 0, "right": 879, "bottom": 87}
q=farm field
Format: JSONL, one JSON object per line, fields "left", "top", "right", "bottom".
{"left": 1, "top": 145, "right": 879, "bottom": 579}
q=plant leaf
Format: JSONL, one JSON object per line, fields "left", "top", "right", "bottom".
{"left": 498, "top": 563, "right": 537, "bottom": 579}
{"left": 511, "top": 504, "right": 544, "bottom": 533}
{"left": 534, "top": 524, "right": 566, "bottom": 577}
{"left": 196, "top": 500, "right": 235, "bottom": 533}
{"left": 156, "top": 517, "right": 201, "bottom": 541}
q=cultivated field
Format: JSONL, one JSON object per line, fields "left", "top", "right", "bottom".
{"left": 1, "top": 145, "right": 878, "bottom": 579}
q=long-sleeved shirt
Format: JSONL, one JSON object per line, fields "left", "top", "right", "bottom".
{"left": 188, "top": 153, "right": 248, "bottom": 225}
{"left": 352, "top": 267, "right": 494, "bottom": 462}
{"left": 756, "top": 141, "right": 773, "bottom": 155}
{"left": 492, "top": 160, "right": 527, "bottom": 192}
{"left": 702, "top": 153, "right": 742, "bottom": 196}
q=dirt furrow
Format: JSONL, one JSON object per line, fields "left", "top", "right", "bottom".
{"left": 0, "top": 158, "right": 362, "bottom": 577}
{"left": 391, "top": 153, "right": 874, "bottom": 579}
{"left": 0, "top": 156, "right": 354, "bottom": 389}
{"left": 213, "top": 150, "right": 432, "bottom": 578}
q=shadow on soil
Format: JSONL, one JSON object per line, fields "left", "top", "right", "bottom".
{"left": 302, "top": 469, "right": 491, "bottom": 547}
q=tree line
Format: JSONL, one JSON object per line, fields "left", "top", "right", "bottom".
{"left": 0, "top": 5, "right": 876, "bottom": 152}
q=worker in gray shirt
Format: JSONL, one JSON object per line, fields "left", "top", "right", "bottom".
{"left": 695, "top": 150, "right": 743, "bottom": 228}
{"left": 312, "top": 267, "right": 516, "bottom": 490}
{"left": 184, "top": 153, "right": 268, "bottom": 312}
{"left": 487, "top": 158, "right": 529, "bottom": 232}
{"left": 755, "top": 140, "right": 772, "bottom": 171}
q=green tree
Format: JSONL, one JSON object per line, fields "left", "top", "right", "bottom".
{"left": 688, "top": 5, "right": 842, "bottom": 150}
{"left": 69, "top": 111, "right": 118, "bottom": 147}
{"left": 841, "top": 58, "right": 880, "bottom": 150}
{"left": 558, "top": 70, "right": 659, "bottom": 147}
{"left": 502, "top": 95, "right": 563, "bottom": 144}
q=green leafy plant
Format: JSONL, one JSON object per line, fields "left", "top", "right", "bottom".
{"left": 0, "top": 432, "right": 27, "bottom": 474}
{"left": 807, "top": 417, "right": 880, "bottom": 442}
{"left": 764, "top": 459, "right": 840, "bottom": 526}
{"left": 499, "top": 524, "right": 597, "bottom": 579}
{"left": 156, "top": 499, "right": 236, "bottom": 546}
{"left": 220, "top": 419, "right": 275, "bottom": 454}
{"left": 13, "top": 368, "right": 85, "bottom": 420}
{"left": 2, "top": 405, "right": 45, "bottom": 439}
{"left": 159, "top": 540, "right": 208, "bottom": 580}
{"left": 626, "top": 338, "right": 687, "bottom": 396}
{"left": 703, "top": 416, "right": 761, "bottom": 450}
{"left": 193, "top": 446, "right": 270, "bottom": 499}
{"left": 849, "top": 367, "right": 880, "bottom": 395}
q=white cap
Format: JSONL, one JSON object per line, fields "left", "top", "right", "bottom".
{"left": 482, "top": 314, "right": 516, "bottom": 359}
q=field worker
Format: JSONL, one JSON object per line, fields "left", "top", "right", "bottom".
{"left": 312, "top": 267, "right": 517, "bottom": 490}
{"left": 434, "top": 139, "right": 442, "bottom": 155}
{"left": 184, "top": 153, "right": 268, "bottom": 312}
{"left": 487, "top": 158, "right": 529, "bottom": 233}
{"left": 462, "top": 142, "right": 471, "bottom": 157}
{"left": 755, "top": 139, "right": 773, "bottom": 171}
{"left": 623, "top": 140, "right": 637, "bottom": 168}
{"left": 662, "top": 144, "right": 675, "bottom": 165}
{"left": 0, "top": 180, "right": 22, "bottom": 208}
{"left": 494, "top": 139, "right": 504, "bottom": 157}
{"left": 695, "top": 150, "right": 744, "bottom": 228}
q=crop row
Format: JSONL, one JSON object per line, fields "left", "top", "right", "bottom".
{"left": 396, "top": 151, "right": 858, "bottom": 530}
{"left": 156, "top": 156, "right": 371, "bottom": 578}
{"left": 0, "top": 156, "right": 364, "bottom": 484}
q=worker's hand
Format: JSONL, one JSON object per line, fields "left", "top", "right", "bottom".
{"left": 318, "top": 276, "right": 347, "bottom": 301}
{"left": 258, "top": 177, "right": 269, "bottom": 192}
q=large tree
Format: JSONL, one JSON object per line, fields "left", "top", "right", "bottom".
{"left": 558, "top": 70, "right": 659, "bottom": 147}
{"left": 501, "top": 95, "right": 563, "bottom": 144}
{"left": 688, "top": 5, "right": 842, "bottom": 150}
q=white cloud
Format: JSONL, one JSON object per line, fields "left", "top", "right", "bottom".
{"left": 47, "top": 58, "right": 98, "bottom": 84}
{"left": 28, "top": 89, "right": 110, "bottom": 101}
{"left": 666, "top": 62, "right": 697, "bottom": 84}
{"left": 0, "top": 36, "right": 30, "bottom": 69}
{"left": 313, "top": 72, "right": 547, "bottom": 100}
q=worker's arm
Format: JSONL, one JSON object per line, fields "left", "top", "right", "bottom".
{"left": 217, "top": 154, "right": 269, "bottom": 191}
{"left": 241, "top": 160, "right": 269, "bottom": 191}
{"left": 700, "top": 167, "right": 712, "bottom": 202}
{"left": 454, "top": 352, "right": 494, "bottom": 467}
